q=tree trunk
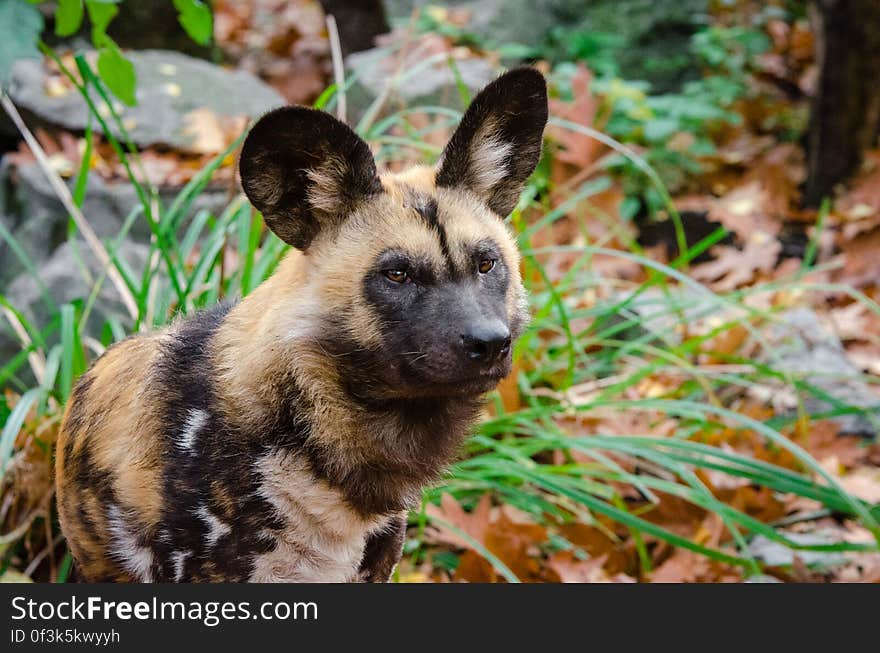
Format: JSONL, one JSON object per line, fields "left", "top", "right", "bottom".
{"left": 804, "top": 0, "right": 880, "bottom": 206}
{"left": 319, "top": 0, "right": 390, "bottom": 57}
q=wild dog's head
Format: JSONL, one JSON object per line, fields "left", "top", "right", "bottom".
{"left": 239, "top": 68, "right": 547, "bottom": 400}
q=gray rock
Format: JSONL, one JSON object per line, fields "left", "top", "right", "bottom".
{"left": 345, "top": 46, "right": 496, "bottom": 121}
{"left": 612, "top": 294, "right": 879, "bottom": 436}
{"left": 747, "top": 533, "right": 847, "bottom": 569}
{"left": 383, "top": 0, "right": 575, "bottom": 49}
{"left": 0, "top": 240, "right": 149, "bottom": 384}
{"left": 0, "top": 159, "right": 229, "bottom": 287}
{"left": 609, "top": 286, "right": 721, "bottom": 346}
{"left": 7, "top": 50, "right": 285, "bottom": 152}
{"left": 5, "top": 239, "right": 148, "bottom": 324}
{"left": 760, "top": 308, "right": 880, "bottom": 437}
{"left": 743, "top": 574, "right": 783, "bottom": 583}
{"left": 384, "top": 0, "right": 708, "bottom": 91}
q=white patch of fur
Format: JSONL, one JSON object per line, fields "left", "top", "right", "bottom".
{"left": 249, "top": 449, "right": 387, "bottom": 582}
{"left": 468, "top": 128, "right": 512, "bottom": 195}
{"left": 280, "top": 294, "right": 323, "bottom": 344}
{"left": 178, "top": 408, "right": 208, "bottom": 452}
{"left": 107, "top": 505, "right": 154, "bottom": 582}
{"left": 171, "top": 550, "right": 191, "bottom": 582}
{"left": 195, "top": 505, "right": 231, "bottom": 548}
{"left": 306, "top": 156, "right": 347, "bottom": 214}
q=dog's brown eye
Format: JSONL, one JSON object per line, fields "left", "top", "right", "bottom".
{"left": 478, "top": 259, "right": 496, "bottom": 274}
{"left": 384, "top": 269, "right": 408, "bottom": 283}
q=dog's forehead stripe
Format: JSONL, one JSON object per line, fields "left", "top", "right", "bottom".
{"left": 401, "top": 185, "right": 459, "bottom": 277}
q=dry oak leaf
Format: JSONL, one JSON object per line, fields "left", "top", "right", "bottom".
{"left": 650, "top": 515, "right": 741, "bottom": 583}
{"left": 691, "top": 235, "right": 781, "bottom": 292}
{"left": 836, "top": 150, "right": 880, "bottom": 239}
{"left": 181, "top": 108, "right": 247, "bottom": 155}
{"left": 800, "top": 420, "right": 870, "bottom": 470}
{"left": 481, "top": 510, "right": 548, "bottom": 582}
{"left": 709, "top": 180, "right": 780, "bottom": 238}
{"left": 547, "top": 63, "right": 605, "bottom": 170}
{"left": 827, "top": 302, "right": 880, "bottom": 344}
{"left": 650, "top": 550, "right": 711, "bottom": 583}
{"left": 834, "top": 227, "right": 880, "bottom": 289}
{"left": 424, "top": 493, "right": 491, "bottom": 550}
{"left": 556, "top": 522, "right": 631, "bottom": 574}
{"left": 837, "top": 467, "right": 880, "bottom": 504}
{"left": 547, "top": 552, "right": 632, "bottom": 583}
{"left": 708, "top": 144, "right": 804, "bottom": 239}
{"left": 426, "top": 496, "right": 550, "bottom": 582}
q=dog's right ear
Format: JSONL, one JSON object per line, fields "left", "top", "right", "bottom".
{"left": 436, "top": 68, "right": 548, "bottom": 218}
{"left": 239, "top": 107, "right": 382, "bottom": 250}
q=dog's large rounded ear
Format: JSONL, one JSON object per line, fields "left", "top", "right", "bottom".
{"left": 436, "top": 67, "right": 548, "bottom": 218}
{"left": 239, "top": 107, "right": 382, "bottom": 249}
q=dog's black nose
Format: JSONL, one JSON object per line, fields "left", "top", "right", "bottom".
{"left": 461, "top": 322, "right": 511, "bottom": 365}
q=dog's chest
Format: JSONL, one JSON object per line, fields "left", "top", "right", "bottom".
{"left": 248, "top": 449, "right": 387, "bottom": 582}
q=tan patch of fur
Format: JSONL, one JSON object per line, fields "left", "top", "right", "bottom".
{"left": 306, "top": 155, "right": 349, "bottom": 215}
{"left": 212, "top": 251, "right": 328, "bottom": 429}
{"left": 56, "top": 335, "right": 166, "bottom": 580}
{"left": 56, "top": 484, "right": 132, "bottom": 581}
{"left": 209, "top": 479, "right": 238, "bottom": 522}
{"left": 84, "top": 337, "right": 165, "bottom": 525}
{"left": 382, "top": 165, "right": 436, "bottom": 195}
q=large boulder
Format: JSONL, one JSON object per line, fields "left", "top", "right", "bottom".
{"left": 0, "top": 240, "right": 149, "bottom": 384}
{"left": 758, "top": 308, "right": 880, "bottom": 437}
{"left": 612, "top": 292, "right": 879, "bottom": 437}
{"left": 0, "top": 159, "right": 229, "bottom": 287}
{"left": 383, "top": 0, "right": 709, "bottom": 91}
{"left": 383, "top": 0, "right": 574, "bottom": 49}
{"left": 345, "top": 43, "right": 496, "bottom": 120}
{"left": 6, "top": 50, "right": 285, "bottom": 152}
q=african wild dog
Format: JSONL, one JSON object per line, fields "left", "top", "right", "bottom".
{"left": 55, "top": 68, "right": 548, "bottom": 582}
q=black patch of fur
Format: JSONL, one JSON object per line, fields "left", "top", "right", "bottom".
{"left": 152, "top": 303, "right": 285, "bottom": 582}
{"left": 436, "top": 67, "right": 548, "bottom": 217}
{"left": 359, "top": 515, "right": 406, "bottom": 582}
{"left": 239, "top": 106, "right": 383, "bottom": 249}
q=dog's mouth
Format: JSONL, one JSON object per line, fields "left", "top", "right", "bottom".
{"left": 407, "top": 358, "right": 512, "bottom": 397}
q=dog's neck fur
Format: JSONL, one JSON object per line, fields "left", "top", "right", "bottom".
{"left": 211, "top": 252, "right": 482, "bottom": 515}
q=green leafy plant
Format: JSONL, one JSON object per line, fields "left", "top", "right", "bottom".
{"left": 541, "top": 22, "right": 771, "bottom": 219}
{"left": 0, "top": 0, "right": 213, "bottom": 106}
{"left": 0, "top": 0, "right": 44, "bottom": 86}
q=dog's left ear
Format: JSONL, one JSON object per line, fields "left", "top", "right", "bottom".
{"left": 239, "top": 107, "right": 382, "bottom": 250}
{"left": 436, "top": 67, "right": 548, "bottom": 218}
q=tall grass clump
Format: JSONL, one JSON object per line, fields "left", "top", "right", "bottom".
{"left": 1, "top": 53, "right": 878, "bottom": 582}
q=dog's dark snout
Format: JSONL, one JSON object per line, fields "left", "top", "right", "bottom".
{"left": 460, "top": 321, "right": 511, "bottom": 364}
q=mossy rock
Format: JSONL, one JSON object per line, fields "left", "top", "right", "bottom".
{"left": 384, "top": 0, "right": 709, "bottom": 91}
